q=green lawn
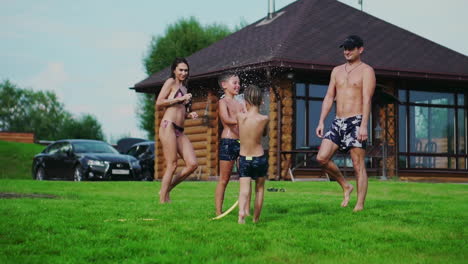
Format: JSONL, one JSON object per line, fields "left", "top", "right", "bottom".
{"left": 0, "top": 179, "right": 466, "bottom": 263}
{"left": 0, "top": 140, "right": 45, "bottom": 180}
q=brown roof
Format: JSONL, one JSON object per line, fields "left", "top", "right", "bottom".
{"left": 134, "top": 0, "right": 468, "bottom": 92}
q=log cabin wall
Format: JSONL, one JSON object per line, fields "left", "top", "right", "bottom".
{"left": 268, "top": 78, "right": 294, "bottom": 180}
{"left": 268, "top": 85, "right": 279, "bottom": 180}
{"left": 280, "top": 80, "right": 294, "bottom": 180}
{"left": 205, "top": 91, "right": 219, "bottom": 177}
{"left": 379, "top": 80, "right": 397, "bottom": 177}
{"left": 153, "top": 91, "right": 218, "bottom": 180}
{"left": 154, "top": 102, "right": 162, "bottom": 180}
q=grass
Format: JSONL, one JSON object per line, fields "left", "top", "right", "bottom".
{"left": 0, "top": 140, "right": 45, "bottom": 180}
{"left": 0, "top": 179, "right": 466, "bottom": 263}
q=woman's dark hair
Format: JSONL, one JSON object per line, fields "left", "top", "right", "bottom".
{"left": 170, "top": 57, "right": 190, "bottom": 87}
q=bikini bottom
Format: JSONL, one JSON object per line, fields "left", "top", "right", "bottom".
{"left": 161, "top": 120, "right": 184, "bottom": 137}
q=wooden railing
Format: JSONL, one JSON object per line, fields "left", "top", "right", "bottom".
{"left": 0, "top": 132, "right": 35, "bottom": 143}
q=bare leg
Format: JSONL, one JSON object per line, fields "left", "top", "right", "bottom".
{"left": 316, "top": 139, "right": 354, "bottom": 207}
{"left": 253, "top": 177, "right": 266, "bottom": 223}
{"left": 168, "top": 134, "right": 198, "bottom": 193}
{"left": 159, "top": 126, "right": 178, "bottom": 204}
{"left": 235, "top": 158, "right": 251, "bottom": 216}
{"left": 246, "top": 182, "right": 252, "bottom": 216}
{"left": 350, "top": 148, "right": 368, "bottom": 212}
{"left": 238, "top": 177, "right": 251, "bottom": 224}
{"left": 215, "top": 160, "right": 235, "bottom": 215}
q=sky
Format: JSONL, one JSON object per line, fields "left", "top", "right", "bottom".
{"left": 2, "top": 0, "right": 467, "bottom": 143}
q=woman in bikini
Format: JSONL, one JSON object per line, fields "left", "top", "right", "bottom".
{"left": 156, "top": 57, "right": 198, "bottom": 203}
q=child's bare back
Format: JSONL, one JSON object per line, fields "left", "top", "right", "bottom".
{"left": 237, "top": 112, "right": 268, "bottom": 156}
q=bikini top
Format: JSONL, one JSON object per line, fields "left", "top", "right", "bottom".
{"left": 170, "top": 87, "right": 192, "bottom": 111}
{"left": 170, "top": 88, "right": 188, "bottom": 104}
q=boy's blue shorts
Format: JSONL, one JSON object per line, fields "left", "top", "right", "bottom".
{"left": 239, "top": 154, "right": 268, "bottom": 179}
{"left": 219, "top": 138, "right": 240, "bottom": 161}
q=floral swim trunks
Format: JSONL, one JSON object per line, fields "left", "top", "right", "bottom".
{"left": 324, "top": 115, "right": 366, "bottom": 152}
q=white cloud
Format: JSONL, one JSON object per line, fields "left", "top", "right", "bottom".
{"left": 23, "top": 62, "right": 69, "bottom": 98}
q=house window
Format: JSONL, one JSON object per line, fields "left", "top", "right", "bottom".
{"left": 294, "top": 83, "right": 334, "bottom": 149}
{"left": 398, "top": 89, "right": 467, "bottom": 170}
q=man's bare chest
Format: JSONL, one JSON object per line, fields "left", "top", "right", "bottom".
{"left": 336, "top": 71, "right": 363, "bottom": 91}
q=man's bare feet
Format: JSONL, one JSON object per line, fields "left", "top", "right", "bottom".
{"left": 253, "top": 218, "right": 259, "bottom": 223}
{"left": 341, "top": 184, "right": 354, "bottom": 207}
{"left": 353, "top": 204, "right": 364, "bottom": 212}
{"left": 238, "top": 216, "right": 245, "bottom": 224}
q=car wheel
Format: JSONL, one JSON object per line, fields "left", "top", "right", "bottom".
{"left": 74, "top": 165, "right": 83, "bottom": 182}
{"left": 35, "top": 167, "right": 45, "bottom": 181}
{"left": 142, "top": 170, "right": 153, "bottom": 181}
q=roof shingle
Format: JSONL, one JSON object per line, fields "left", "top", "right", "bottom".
{"left": 134, "top": 0, "right": 468, "bottom": 91}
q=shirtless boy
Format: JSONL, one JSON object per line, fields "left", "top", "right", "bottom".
{"left": 315, "top": 35, "right": 376, "bottom": 212}
{"left": 237, "top": 85, "right": 269, "bottom": 224}
{"left": 215, "top": 72, "right": 248, "bottom": 216}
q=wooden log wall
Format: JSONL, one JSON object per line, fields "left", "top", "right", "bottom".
{"left": 153, "top": 91, "right": 219, "bottom": 180}
{"left": 268, "top": 79, "right": 294, "bottom": 180}
{"left": 281, "top": 80, "right": 294, "bottom": 180}
{"left": 379, "top": 81, "right": 397, "bottom": 177}
{"left": 268, "top": 86, "right": 278, "bottom": 180}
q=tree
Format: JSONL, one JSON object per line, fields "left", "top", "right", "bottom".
{"left": 0, "top": 80, "right": 23, "bottom": 131}
{"left": 60, "top": 114, "right": 104, "bottom": 140}
{"left": 0, "top": 80, "right": 104, "bottom": 141}
{"left": 0, "top": 80, "right": 70, "bottom": 139}
{"left": 138, "top": 17, "right": 232, "bottom": 138}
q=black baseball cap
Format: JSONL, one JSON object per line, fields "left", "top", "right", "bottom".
{"left": 339, "top": 35, "right": 364, "bottom": 49}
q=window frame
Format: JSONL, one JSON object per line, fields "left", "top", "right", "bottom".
{"left": 398, "top": 87, "right": 468, "bottom": 170}
{"left": 293, "top": 82, "right": 331, "bottom": 149}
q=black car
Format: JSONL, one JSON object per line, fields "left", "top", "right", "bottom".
{"left": 32, "top": 139, "right": 142, "bottom": 181}
{"left": 126, "top": 141, "right": 155, "bottom": 181}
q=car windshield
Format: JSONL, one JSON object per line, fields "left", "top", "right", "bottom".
{"left": 72, "top": 141, "right": 119, "bottom": 154}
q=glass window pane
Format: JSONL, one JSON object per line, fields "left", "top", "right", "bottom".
{"left": 60, "top": 143, "right": 71, "bottom": 153}
{"left": 458, "top": 109, "right": 465, "bottom": 154}
{"left": 48, "top": 143, "right": 63, "bottom": 155}
{"left": 296, "top": 83, "right": 306, "bottom": 97}
{"left": 409, "top": 156, "right": 449, "bottom": 169}
{"left": 458, "top": 94, "right": 464, "bottom": 106}
{"left": 398, "top": 89, "right": 407, "bottom": 102}
{"left": 450, "top": 158, "right": 456, "bottom": 169}
{"left": 295, "top": 100, "right": 306, "bottom": 148}
{"left": 309, "top": 84, "right": 328, "bottom": 98}
{"left": 308, "top": 101, "right": 335, "bottom": 148}
{"left": 430, "top": 107, "right": 454, "bottom": 154}
{"left": 409, "top": 91, "right": 454, "bottom": 105}
{"left": 458, "top": 158, "right": 466, "bottom": 170}
{"left": 409, "top": 106, "right": 454, "bottom": 154}
{"left": 399, "top": 105, "right": 407, "bottom": 152}
{"left": 398, "top": 155, "right": 407, "bottom": 169}
{"left": 410, "top": 106, "right": 428, "bottom": 152}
